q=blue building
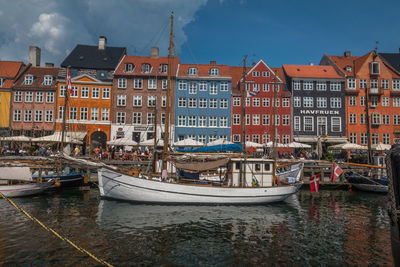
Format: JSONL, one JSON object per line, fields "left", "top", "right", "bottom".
{"left": 174, "top": 62, "right": 232, "bottom": 144}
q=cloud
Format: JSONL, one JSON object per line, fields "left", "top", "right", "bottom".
{"left": 0, "top": 0, "right": 207, "bottom": 65}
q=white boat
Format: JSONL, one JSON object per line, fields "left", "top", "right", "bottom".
{"left": 0, "top": 166, "right": 54, "bottom": 197}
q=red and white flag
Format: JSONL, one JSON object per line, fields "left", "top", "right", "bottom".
{"left": 66, "top": 68, "right": 73, "bottom": 96}
{"left": 330, "top": 162, "right": 343, "bottom": 182}
{"left": 309, "top": 173, "right": 320, "bottom": 193}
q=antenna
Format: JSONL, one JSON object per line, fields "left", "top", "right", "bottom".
{"left": 375, "top": 41, "right": 379, "bottom": 52}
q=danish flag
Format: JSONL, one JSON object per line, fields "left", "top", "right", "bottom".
{"left": 66, "top": 68, "right": 73, "bottom": 96}
{"left": 309, "top": 173, "right": 320, "bottom": 193}
{"left": 330, "top": 162, "right": 343, "bottom": 182}
{"left": 246, "top": 90, "right": 259, "bottom": 98}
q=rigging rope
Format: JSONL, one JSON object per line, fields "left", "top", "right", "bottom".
{"left": 0, "top": 191, "right": 113, "bottom": 267}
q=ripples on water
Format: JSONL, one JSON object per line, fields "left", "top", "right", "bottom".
{"left": 0, "top": 189, "right": 393, "bottom": 266}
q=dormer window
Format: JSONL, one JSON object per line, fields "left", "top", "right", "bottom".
{"left": 43, "top": 75, "right": 53, "bottom": 86}
{"left": 370, "top": 62, "right": 380, "bottom": 75}
{"left": 142, "top": 63, "right": 151, "bottom": 73}
{"left": 210, "top": 67, "right": 219, "bottom": 76}
{"left": 24, "top": 75, "right": 34, "bottom": 85}
{"left": 0, "top": 78, "right": 4, "bottom": 87}
{"left": 125, "top": 63, "right": 134, "bottom": 72}
{"left": 160, "top": 64, "right": 168, "bottom": 73}
{"left": 188, "top": 67, "right": 198, "bottom": 75}
{"left": 345, "top": 65, "right": 352, "bottom": 72}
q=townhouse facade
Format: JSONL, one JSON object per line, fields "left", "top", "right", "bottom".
{"left": 0, "top": 60, "right": 25, "bottom": 136}
{"left": 321, "top": 50, "right": 400, "bottom": 146}
{"left": 283, "top": 64, "right": 346, "bottom": 145}
{"left": 111, "top": 48, "right": 179, "bottom": 144}
{"left": 10, "top": 47, "right": 59, "bottom": 137}
{"left": 231, "top": 60, "right": 292, "bottom": 149}
{"left": 174, "top": 62, "right": 231, "bottom": 143}
{"left": 55, "top": 36, "right": 126, "bottom": 149}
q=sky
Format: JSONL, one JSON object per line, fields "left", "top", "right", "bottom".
{"left": 0, "top": 0, "right": 399, "bottom": 68}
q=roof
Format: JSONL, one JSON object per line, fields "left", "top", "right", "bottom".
{"left": 177, "top": 63, "right": 231, "bottom": 78}
{"left": 379, "top": 53, "right": 400, "bottom": 74}
{"left": 61, "top": 44, "right": 126, "bottom": 70}
{"left": 13, "top": 65, "right": 60, "bottom": 89}
{"left": 271, "top": 67, "right": 286, "bottom": 84}
{"left": 323, "top": 51, "right": 373, "bottom": 77}
{"left": 0, "top": 61, "right": 24, "bottom": 88}
{"left": 283, "top": 64, "right": 343, "bottom": 79}
{"left": 114, "top": 55, "right": 179, "bottom": 76}
{"left": 229, "top": 66, "right": 244, "bottom": 90}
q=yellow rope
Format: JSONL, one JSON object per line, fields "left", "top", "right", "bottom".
{"left": 0, "top": 191, "right": 113, "bottom": 267}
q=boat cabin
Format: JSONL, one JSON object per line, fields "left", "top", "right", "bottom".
{"left": 227, "top": 158, "right": 274, "bottom": 187}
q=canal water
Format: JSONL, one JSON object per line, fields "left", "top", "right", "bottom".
{"left": 0, "top": 188, "right": 393, "bottom": 266}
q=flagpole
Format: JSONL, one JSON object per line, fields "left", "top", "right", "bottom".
{"left": 60, "top": 67, "right": 71, "bottom": 151}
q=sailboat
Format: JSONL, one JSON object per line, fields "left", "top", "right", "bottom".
{"left": 97, "top": 12, "right": 303, "bottom": 204}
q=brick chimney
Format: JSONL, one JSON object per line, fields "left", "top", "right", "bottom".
{"left": 344, "top": 51, "right": 351, "bottom": 58}
{"left": 45, "top": 62, "right": 54, "bottom": 67}
{"left": 98, "top": 36, "right": 107, "bottom": 50}
{"left": 210, "top": 61, "right": 216, "bottom": 65}
{"left": 150, "top": 47, "right": 159, "bottom": 58}
{"left": 29, "top": 46, "right": 41, "bottom": 66}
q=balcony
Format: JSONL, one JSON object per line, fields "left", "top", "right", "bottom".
{"left": 368, "top": 87, "right": 383, "bottom": 95}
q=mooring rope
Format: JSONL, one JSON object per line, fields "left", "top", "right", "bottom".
{"left": 0, "top": 192, "right": 113, "bottom": 267}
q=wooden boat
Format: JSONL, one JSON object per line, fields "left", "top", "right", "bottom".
{"left": 344, "top": 162, "right": 388, "bottom": 193}
{"left": 0, "top": 166, "right": 54, "bottom": 197}
{"left": 32, "top": 168, "right": 84, "bottom": 188}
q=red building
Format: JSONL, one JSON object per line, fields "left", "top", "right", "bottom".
{"left": 231, "top": 60, "right": 291, "bottom": 153}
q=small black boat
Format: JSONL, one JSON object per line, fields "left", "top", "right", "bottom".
{"left": 346, "top": 172, "right": 388, "bottom": 193}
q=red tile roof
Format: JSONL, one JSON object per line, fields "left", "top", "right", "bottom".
{"left": 13, "top": 65, "right": 60, "bottom": 89}
{"left": 178, "top": 63, "right": 231, "bottom": 78}
{"left": 114, "top": 55, "right": 179, "bottom": 76}
{"left": 283, "top": 64, "right": 343, "bottom": 79}
{"left": 0, "top": 61, "right": 24, "bottom": 89}
{"left": 324, "top": 51, "right": 373, "bottom": 77}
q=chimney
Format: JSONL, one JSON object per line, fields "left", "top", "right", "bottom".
{"left": 45, "top": 62, "right": 54, "bottom": 67}
{"left": 344, "top": 51, "right": 351, "bottom": 58}
{"left": 150, "top": 47, "right": 159, "bottom": 58}
{"left": 210, "top": 61, "right": 216, "bottom": 65}
{"left": 29, "top": 46, "right": 41, "bottom": 66}
{"left": 98, "top": 36, "right": 107, "bottom": 50}
{"left": 309, "top": 62, "right": 314, "bottom": 66}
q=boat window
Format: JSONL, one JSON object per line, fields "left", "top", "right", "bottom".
{"left": 255, "top": 164, "right": 261, "bottom": 171}
{"left": 235, "top": 162, "right": 241, "bottom": 170}
{"left": 264, "top": 163, "right": 271, "bottom": 171}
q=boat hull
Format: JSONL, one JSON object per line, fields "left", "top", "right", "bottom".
{"left": 0, "top": 181, "right": 54, "bottom": 198}
{"left": 351, "top": 183, "right": 388, "bottom": 193}
{"left": 99, "top": 168, "right": 302, "bottom": 204}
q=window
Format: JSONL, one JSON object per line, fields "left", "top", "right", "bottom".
{"left": 330, "top": 97, "right": 341, "bottom": 108}
{"left": 233, "top": 97, "right": 240, "bottom": 106}
{"left": 14, "top": 91, "right": 22, "bottom": 102}
{"left": 303, "top": 81, "right": 313, "bottom": 90}
{"left": 178, "top": 115, "right": 186, "bottom": 126}
{"left": 45, "top": 110, "right": 53, "bottom": 122}
{"left": 316, "top": 97, "right": 327, "bottom": 108}
{"left": 125, "top": 63, "right": 133, "bottom": 72}
{"left": 315, "top": 82, "right": 326, "bottom": 91}
{"left": 25, "top": 92, "right": 33, "bottom": 102}
{"left": 371, "top": 113, "right": 381, "bottom": 125}
{"left": 371, "top": 96, "right": 379, "bottom": 107}
{"left": 220, "top": 81, "right": 228, "bottom": 91}
{"left": 43, "top": 75, "right": 53, "bottom": 85}
{"left": 132, "top": 112, "right": 142, "bottom": 124}
{"left": 252, "top": 135, "right": 260, "bottom": 143}
{"left": 252, "top": 71, "right": 260, "bottom": 77}
{"left": 188, "top": 98, "right": 197, "bottom": 108}
{"left": 148, "top": 96, "right": 156, "bottom": 107}
{"left": 198, "top": 134, "right": 206, "bottom": 143}
{"left": 262, "top": 71, "right": 270, "bottom": 77}
{"left": 370, "top": 79, "right": 378, "bottom": 89}
{"left": 282, "top": 115, "right": 290, "bottom": 125}
{"left": 294, "top": 116, "right": 300, "bottom": 131}
{"left": 189, "top": 82, "right": 197, "bottom": 94}
{"left": 262, "top": 114, "right": 270, "bottom": 125}
{"left": 59, "top": 85, "right": 66, "bottom": 97}
{"left": 382, "top": 97, "right": 389, "bottom": 107}
{"left": 263, "top": 84, "right": 269, "bottom": 92}
{"left": 24, "top": 75, "right": 33, "bottom": 85}
{"left": 245, "top": 114, "right": 250, "bottom": 125}
{"left": 118, "top": 78, "right": 127, "bottom": 88}
{"left": 69, "top": 107, "right": 77, "bottom": 120}
{"left": 220, "top": 117, "right": 228, "bottom": 127}
{"left": 361, "top": 133, "right": 368, "bottom": 145}
{"left": 102, "top": 88, "right": 110, "bottom": 99}
{"left": 209, "top": 135, "right": 217, "bottom": 142}
{"left": 282, "top": 98, "right": 290, "bottom": 107}
{"left": 46, "top": 92, "right": 54, "bottom": 103}
{"left": 233, "top": 114, "right": 240, "bottom": 125}
{"left": 162, "top": 96, "right": 166, "bottom": 107}
{"left": 188, "top": 67, "right": 198, "bottom": 75}
{"left": 293, "top": 97, "right": 301, "bottom": 107}
{"left": 393, "top": 79, "right": 400, "bottom": 90}
{"left": 252, "top": 98, "right": 260, "bottom": 107}
{"left": 162, "top": 80, "right": 168, "bottom": 89}
{"left": 360, "top": 114, "right": 366, "bottom": 124}
{"left": 142, "top": 63, "right": 151, "bottom": 73}
{"left": 262, "top": 134, "right": 270, "bottom": 144}
{"left": 370, "top": 62, "right": 380, "bottom": 75}
{"left": 80, "top": 107, "right": 88, "bottom": 120}
{"left": 394, "top": 115, "right": 400, "bottom": 125}
{"left": 117, "top": 95, "right": 126, "bottom": 106}
{"left": 347, "top": 78, "right": 356, "bottom": 89}
{"left": 253, "top": 114, "right": 260, "bottom": 125}
{"left": 382, "top": 79, "right": 389, "bottom": 89}
{"left": 92, "top": 87, "right": 100, "bottom": 98}
{"left": 116, "top": 112, "right": 126, "bottom": 124}
{"left": 71, "top": 86, "right": 78, "bottom": 97}
{"left": 0, "top": 78, "right": 3, "bottom": 87}
{"left": 349, "top": 114, "right": 357, "bottom": 124}
{"left": 360, "top": 96, "right": 366, "bottom": 106}
{"left": 13, "top": 110, "right": 21, "bottom": 121}
{"left": 263, "top": 98, "right": 270, "bottom": 107}
{"left": 199, "top": 116, "right": 206, "bottom": 127}
{"left": 81, "top": 87, "right": 89, "bottom": 98}
{"left": 350, "top": 133, "right": 357, "bottom": 144}
{"left": 179, "top": 81, "right": 187, "bottom": 90}
{"left": 210, "top": 82, "right": 217, "bottom": 95}
{"left": 35, "top": 92, "right": 43, "bottom": 103}
{"left": 360, "top": 79, "right": 367, "bottom": 89}
{"left": 188, "top": 116, "right": 196, "bottom": 127}
{"left": 178, "top": 98, "right": 186, "bottom": 107}
{"left": 274, "top": 114, "right": 280, "bottom": 126}
{"left": 58, "top": 106, "right": 64, "bottom": 120}
{"left": 101, "top": 108, "right": 109, "bottom": 121}
{"left": 210, "top": 68, "right": 219, "bottom": 76}
{"left": 303, "top": 97, "right": 313, "bottom": 108}
{"left": 393, "top": 97, "right": 400, "bottom": 107}
{"left": 274, "top": 84, "right": 280, "bottom": 92}
{"left": 160, "top": 64, "right": 168, "bottom": 73}
{"left": 133, "top": 95, "right": 142, "bottom": 107}
{"left": 220, "top": 99, "right": 228, "bottom": 108}
{"left": 382, "top": 114, "right": 390, "bottom": 125}
{"left": 148, "top": 79, "right": 157, "bottom": 89}
{"left": 349, "top": 96, "right": 356, "bottom": 106}
{"left": 293, "top": 81, "right": 300, "bottom": 90}
{"left": 330, "top": 82, "right": 341, "bottom": 91}
{"left": 253, "top": 84, "right": 260, "bottom": 92}
{"left": 134, "top": 79, "right": 143, "bottom": 89}
{"left": 161, "top": 113, "right": 166, "bottom": 124}
{"left": 331, "top": 117, "right": 341, "bottom": 132}
{"left": 233, "top": 134, "right": 240, "bottom": 142}
{"left": 209, "top": 116, "right": 217, "bottom": 127}
{"left": 24, "top": 110, "right": 32, "bottom": 121}
{"left": 383, "top": 133, "right": 390, "bottom": 145}
{"left": 304, "top": 116, "right": 313, "bottom": 131}
{"left": 372, "top": 133, "right": 379, "bottom": 145}
{"left": 209, "top": 99, "right": 217, "bottom": 108}
{"left": 283, "top": 135, "right": 290, "bottom": 144}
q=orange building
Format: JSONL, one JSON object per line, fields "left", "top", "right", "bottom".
{"left": 321, "top": 50, "right": 400, "bottom": 146}
{"left": 55, "top": 36, "right": 126, "bottom": 150}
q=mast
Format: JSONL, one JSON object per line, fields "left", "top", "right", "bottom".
{"left": 365, "top": 83, "right": 372, "bottom": 164}
{"left": 60, "top": 67, "right": 70, "bottom": 151}
{"left": 162, "top": 12, "right": 174, "bottom": 171}
{"left": 153, "top": 107, "right": 157, "bottom": 172}
{"left": 240, "top": 56, "right": 247, "bottom": 187}
{"left": 272, "top": 71, "right": 278, "bottom": 183}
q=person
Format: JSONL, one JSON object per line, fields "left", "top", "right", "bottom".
{"left": 74, "top": 146, "right": 80, "bottom": 156}
{"left": 94, "top": 146, "right": 100, "bottom": 156}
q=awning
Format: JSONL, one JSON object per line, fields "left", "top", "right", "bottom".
{"left": 174, "top": 158, "right": 230, "bottom": 172}
{"left": 31, "top": 131, "right": 86, "bottom": 144}
{"left": 0, "top": 135, "right": 32, "bottom": 142}
{"left": 294, "top": 136, "right": 347, "bottom": 143}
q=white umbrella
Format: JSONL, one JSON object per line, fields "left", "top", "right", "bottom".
{"left": 139, "top": 138, "right": 164, "bottom": 146}
{"left": 371, "top": 142, "right": 391, "bottom": 151}
{"left": 245, "top": 141, "right": 264, "bottom": 148}
{"left": 264, "top": 141, "right": 285, "bottom": 148}
{"left": 107, "top": 138, "right": 138, "bottom": 146}
{"left": 328, "top": 142, "right": 368, "bottom": 150}
{"left": 173, "top": 138, "right": 204, "bottom": 147}
{"left": 286, "top": 142, "right": 311, "bottom": 148}
{"left": 0, "top": 135, "right": 32, "bottom": 142}
{"left": 207, "top": 139, "right": 233, "bottom": 146}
